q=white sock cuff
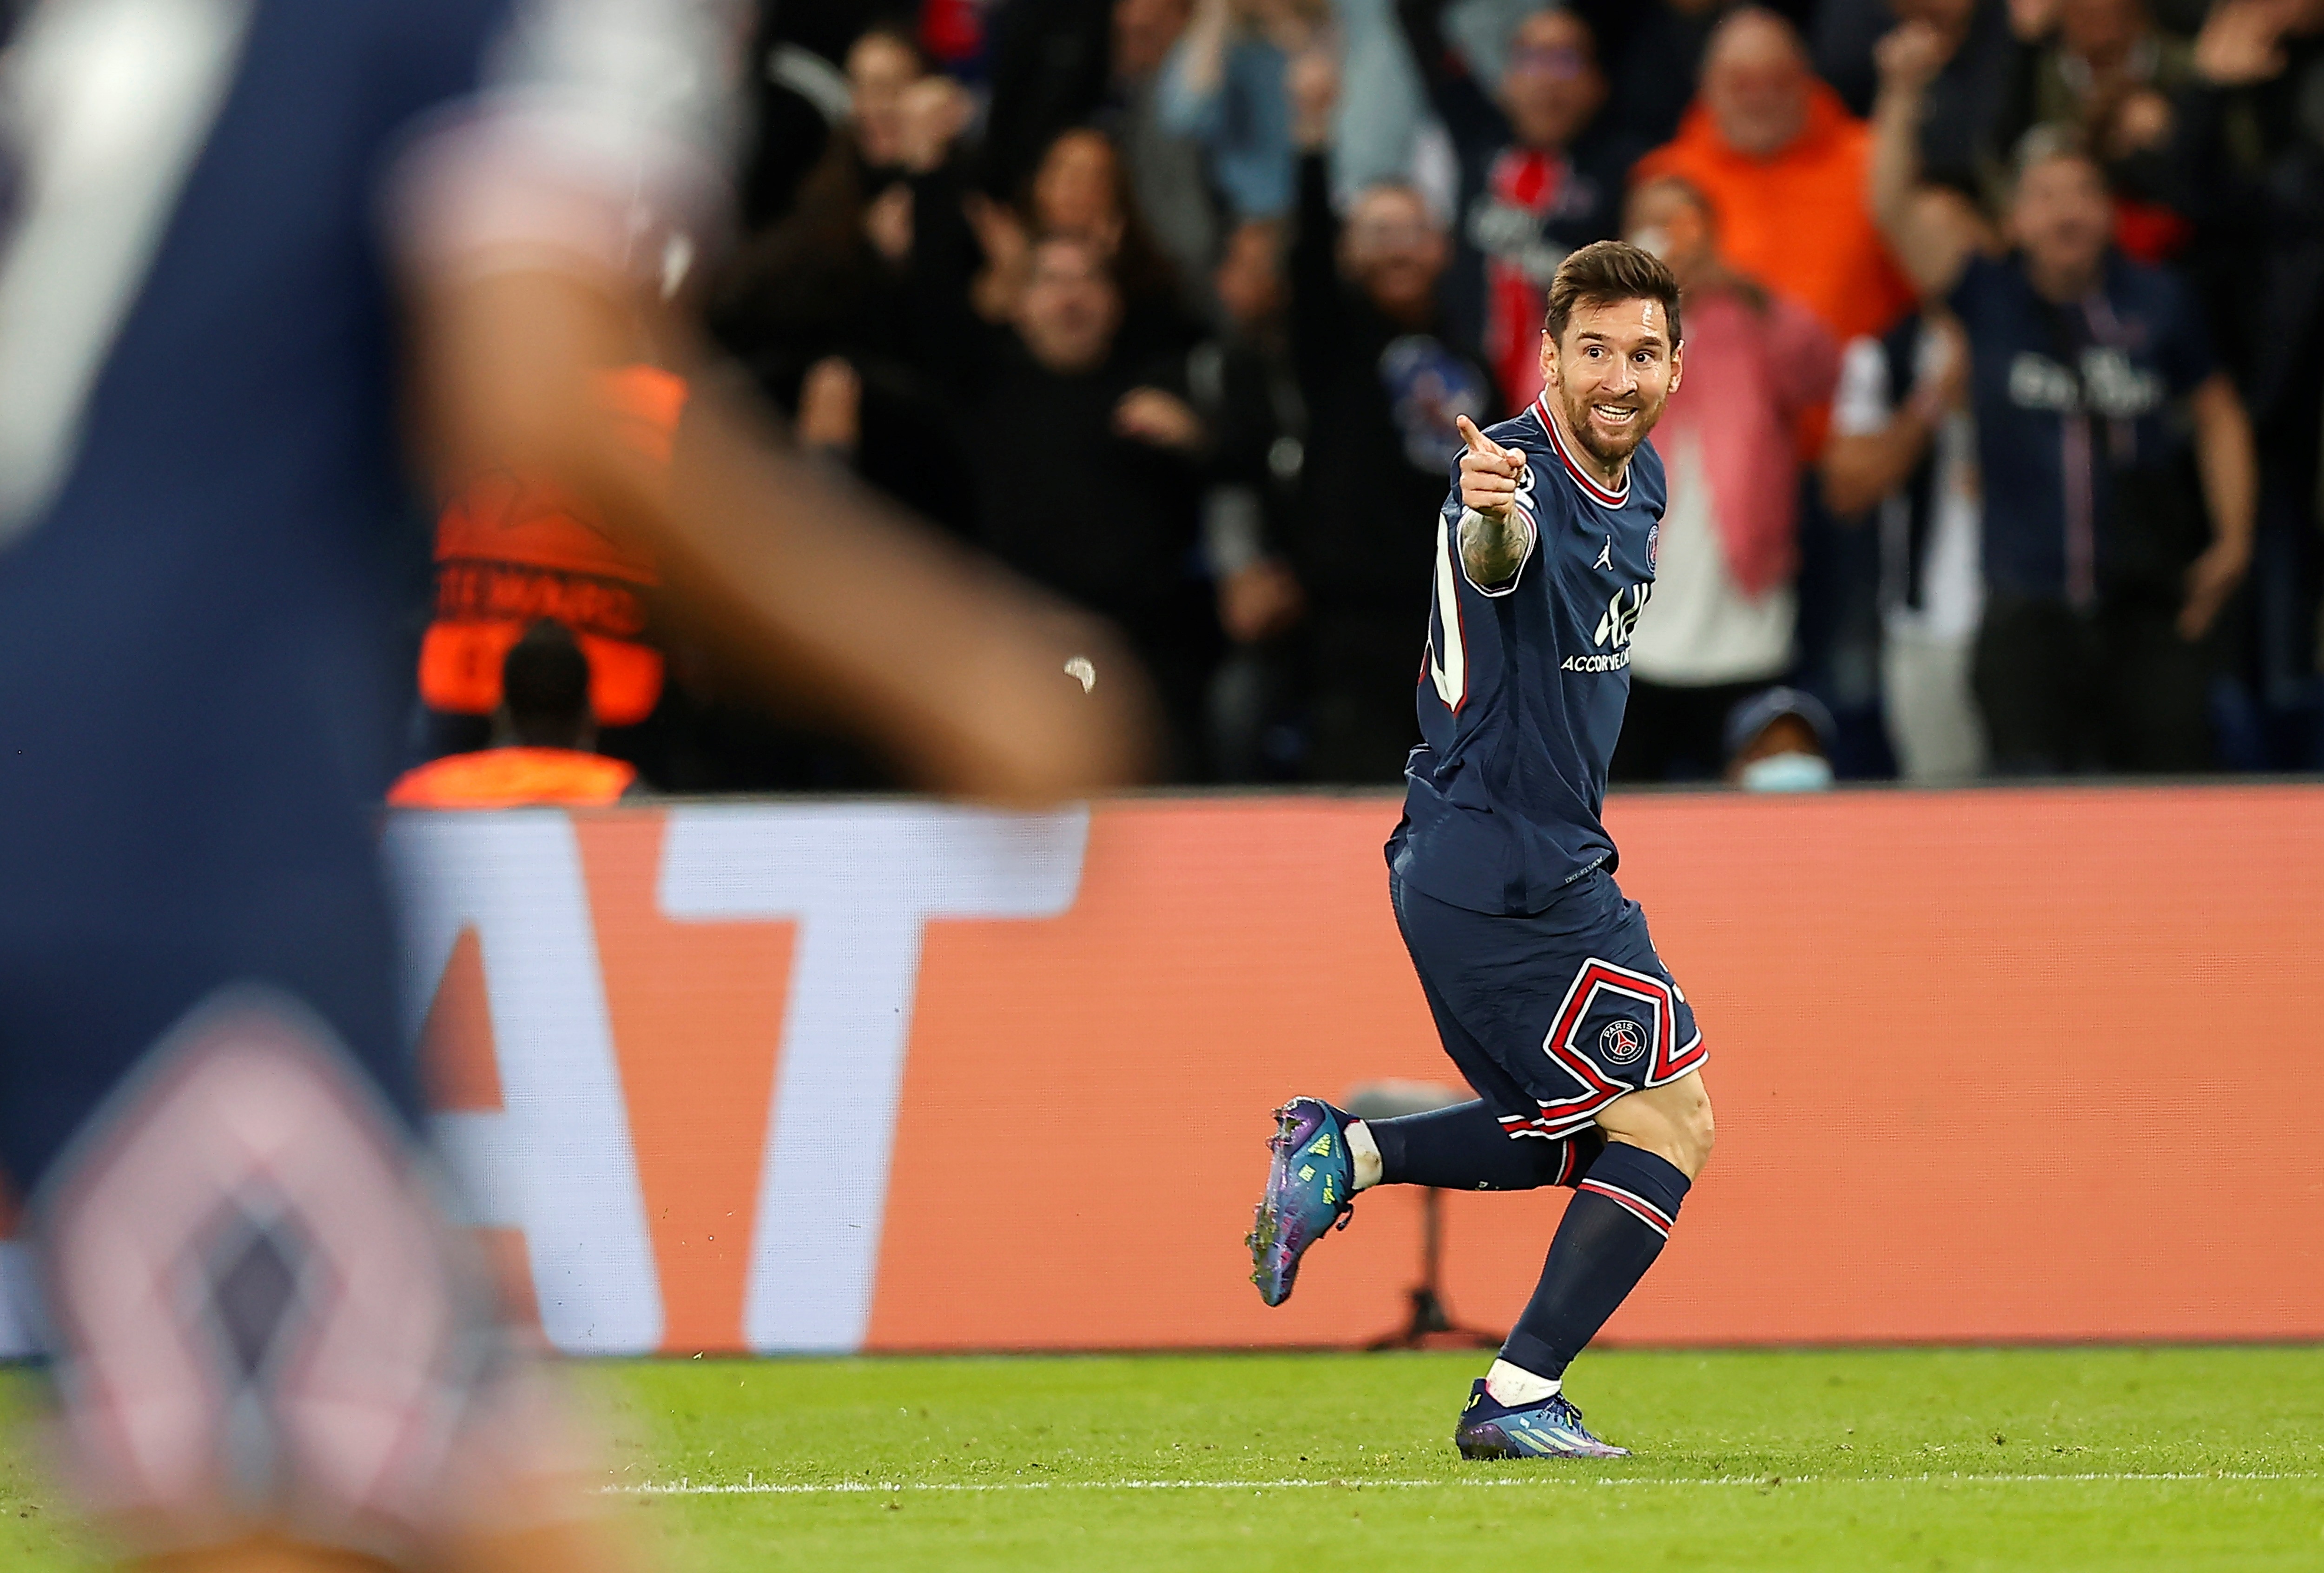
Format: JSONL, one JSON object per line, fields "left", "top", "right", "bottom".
{"left": 1345, "top": 1117, "right": 1382, "bottom": 1191}
{"left": 1485, "top": 1359, "right": 1560, "bottom": 1407}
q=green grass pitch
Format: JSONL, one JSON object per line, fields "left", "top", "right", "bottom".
{"left": 5, "top": 1347, "right": 2321, "bottom": 1570}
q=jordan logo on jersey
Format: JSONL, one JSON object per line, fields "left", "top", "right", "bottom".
{"left": 1593, "top": 536, "right": 1613, "bottom": 571}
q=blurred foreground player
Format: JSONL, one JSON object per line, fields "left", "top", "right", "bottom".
{"left": 1248, "top": 243, "right": 1714, "bottom": 1459}
{"left": 0, "top": 2, "right": 1144, "bottom": 1570}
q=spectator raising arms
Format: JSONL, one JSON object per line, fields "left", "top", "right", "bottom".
{"left": 1872, "top": 18, "right": 2256, "bottom": 773}
{"left": 1396, "top": 1, "right": 1642, "bottom": 410}
{"left": 1286, "top": 59, "right": 1493, "bottom": 782}
{"left": 935, "top": 233, "right": 1218, "bottom": 776}
{"left": 1822, "top": 190, "right": 1993, "bottom": 784}
{"left": 1160, "top": 0, "right": 1318, "bottom": 231}
{"left": 2177, "top": 0, "right": 2324, "bottom": 766}
{"left": 1634, "top": 7, "right": 1918, "bottom": 350}
{"left": 1993, "top": 0, "right": 2203, "bottom": 259}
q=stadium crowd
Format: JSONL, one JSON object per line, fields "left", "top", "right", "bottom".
{"left": 411, "top": 0, "right": 2324, "bottom": 792}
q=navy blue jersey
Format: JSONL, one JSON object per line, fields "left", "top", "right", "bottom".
{"left": 1948, "top": 251, "right": 2214, "bottom": 604}
{"left": 1389, "top": 396, "right": 1667, "bottom": 916}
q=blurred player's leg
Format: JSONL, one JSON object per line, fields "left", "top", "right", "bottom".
{"left": 30, "top": 990, "right": 632, "bottom": 1573}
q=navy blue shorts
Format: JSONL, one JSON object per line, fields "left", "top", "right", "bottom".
{"left": 1391, "top": 867, "right": 1706, "bottom": 1141}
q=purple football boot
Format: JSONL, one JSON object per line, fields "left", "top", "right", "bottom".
{"left": 1246, "top": 1097, "right": 1356, "bottom": 1306}
{"left": 1452, "top": 1379, "right": 1630, "bottom": 1459}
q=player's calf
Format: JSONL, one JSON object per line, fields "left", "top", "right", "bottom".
{"left": 1247, "top": 1097, "right": 1606, "bottom": 1307}
{"left": 1448, "top": 1078, "right": 1712, "bottom": 1458}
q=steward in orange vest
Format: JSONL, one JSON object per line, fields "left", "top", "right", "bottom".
{"left": 390, "top": 621, "right": 639, "bottom": 808}
{"left": 417, "top": 364, "right": 686, "bottom": 731}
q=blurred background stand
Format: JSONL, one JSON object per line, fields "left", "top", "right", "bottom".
{"left": 1343, "top": 1079, "right": 1503, "bottom": 1352}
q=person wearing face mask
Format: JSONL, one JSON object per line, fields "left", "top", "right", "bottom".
{"left": 1723, "top": 686, "right": 1841, "bottom": 790}
{"left": 1609, "top": 178, "right": 1840, "bottom": 782}
{"left": 1396, "top": 2, "right": 1645, "bottom": 410}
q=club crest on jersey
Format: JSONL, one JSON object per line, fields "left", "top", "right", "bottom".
{"left": 1599, "top": 1018, "right": 1648, "bottom": 1066}
{"left": 1647, "top": 523, "right": 1660, "bottom": 571}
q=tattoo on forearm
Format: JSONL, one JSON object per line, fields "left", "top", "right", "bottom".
{"left": 1460, "top": 507, "right": 1531, "bottom": 588}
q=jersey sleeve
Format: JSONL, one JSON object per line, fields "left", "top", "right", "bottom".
{"left": 1829, "top": 335, "right": 1895, "bottom": 437}
{"left": 1444, "top": 447, "right": 1541, "bottom": 600}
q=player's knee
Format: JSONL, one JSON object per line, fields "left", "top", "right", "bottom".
{"left": 1602, "top": 1078, "right": 1713, "bottom": 1178}
{"left": 1680, "top": 1094, "right": 1715, "bottom": 1175}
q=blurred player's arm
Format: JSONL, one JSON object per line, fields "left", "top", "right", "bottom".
{"left": 1868, "top": 22, "right": 1971, "bottom": 299}
{"left": 394, "top": 3, "right": 1148, "bottom": 803}
{"left": 409, "top": 267, "right": 1150, "bottom": 801}
{"left": 1452, "top": 414, "right": 1535, "bottom": 588}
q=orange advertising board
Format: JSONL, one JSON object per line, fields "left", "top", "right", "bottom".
{"left": 383, "top": 788, "right": 2324, "bottom": 1358}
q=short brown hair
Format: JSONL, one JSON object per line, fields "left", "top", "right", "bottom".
{"left": 1544, "top": 239, "right": 1684, "bottom": 350}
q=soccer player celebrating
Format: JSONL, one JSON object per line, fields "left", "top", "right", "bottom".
{"left": 1248, "top": 242, "right": 1713, "bottom": 1460}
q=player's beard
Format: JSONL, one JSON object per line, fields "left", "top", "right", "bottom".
{"left": 1554, "top": 381, "right": 1666, "bottom": 473}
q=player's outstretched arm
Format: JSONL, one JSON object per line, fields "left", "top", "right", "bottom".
{"left": 1453, "top": 414, "right": 1535, "bottom": 589}
{"left": 409, "top": 265, "right": 1154, "bottom": 804}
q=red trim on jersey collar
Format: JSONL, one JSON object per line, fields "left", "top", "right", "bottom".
{"left": 1530, "top": 394, "right": 1631, "bottom": 509}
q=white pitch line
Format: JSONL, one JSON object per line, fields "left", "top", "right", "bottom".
{"left": 609, "top": 1470, "right": 2323, "bottom": 1497}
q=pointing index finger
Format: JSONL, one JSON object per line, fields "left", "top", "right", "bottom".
{"left": 1455, "top": 414, "right": 1497, "bottom": 456}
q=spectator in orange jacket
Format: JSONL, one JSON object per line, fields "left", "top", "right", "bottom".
{"left": 1630, "top": 7, "right": 1916, "bottom": 351}
{"left": 390, "top": 621, "right": 640, "bottom": 808}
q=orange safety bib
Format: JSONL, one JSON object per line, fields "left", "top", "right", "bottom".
{"left": 387, "top": 748, "right": 638, "bottom": 808}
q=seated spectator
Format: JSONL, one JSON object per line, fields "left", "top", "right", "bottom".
{"left": 1397, "top": 0, "right": 1642, "bottom": 410}
{"left": 1611, "top": 177, "right": 1840, "bottom": 781}
{"left": 1723, "top": 685, "right": 1840, "bottom": 789}
{"left": 1994, "top": 0, "right": 2201, "bottom": 259}
{"left": 1287, "top": 66, "right": 1493, "bottom": 781}
{"left": 1873, "top": 22, "right": 2258, "bottom": 773}
{"left": 1822, "top": 191, "right": 1993, "bottom": 783}
{"left": 417, "top": 364, "right": 685, "bottom": 761}
{"left": 943, "top": 232, "right": 1217, "bottom": 776}
{"left": 1633, "top": 7, "right": 1918, "bottom": 351}
{"left": 390, "top": 622, "right": 640, "bottom": 808}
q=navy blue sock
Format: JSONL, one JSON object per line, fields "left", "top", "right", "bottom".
{"left": 1499, "top": 1143, "right": 1690, "bottom": 1380}
{"left": 1367, "top": 1101, "right": 1605, "bottom": 1191}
